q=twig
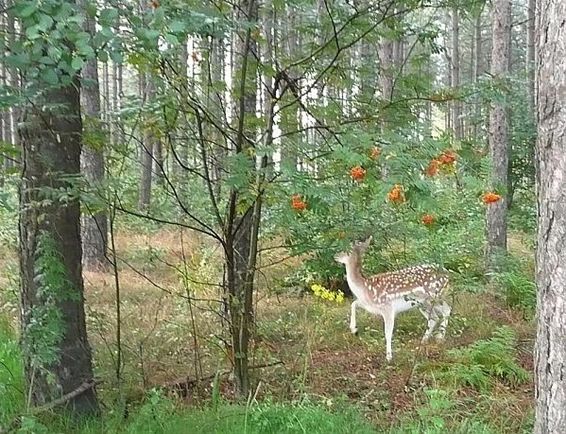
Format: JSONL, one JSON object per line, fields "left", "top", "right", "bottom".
{"left": 161, "top": 361, "right": 284, "bottom": 397}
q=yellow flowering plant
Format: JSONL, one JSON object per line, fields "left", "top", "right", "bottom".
{"left": 311, "top": 283, "right": 345, "bottom": 304}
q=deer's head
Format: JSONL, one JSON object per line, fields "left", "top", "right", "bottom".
{"left": 334, "top": 236, "right": 372, "bottom": 265}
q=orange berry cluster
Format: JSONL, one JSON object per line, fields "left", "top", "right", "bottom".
{"left": 388, "top": 184, "right": 405, "bottom": 204}
{"left": 350, "top": 165, "right": 367, "bottom": 181}
{"left": 482, "top": 192, "right": 502, "bottom": 204}
{"left": 421, "top": 214, "right": 435, "bottom": 225}
{"left": 291, "top": 194, "right": 307, "bottom": 211}
{"left": 426, "top": 150, "right": 457, "bottom": 177}
{"left": 370, "top": 147, "right": 381, "bottom": 160}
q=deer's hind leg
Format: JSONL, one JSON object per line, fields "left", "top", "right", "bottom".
{"left": 433, "top": 301, "right": 451, "bottom": 341}
{"left": 419, "top": 301, "right": 440, "bottom": 344}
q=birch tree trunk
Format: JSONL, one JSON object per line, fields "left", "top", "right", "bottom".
{"left": 486, "top": 0, "right": 511, "bottom": 267}
{"left": 534, "top": 0, "right": 566, "bottom": 431}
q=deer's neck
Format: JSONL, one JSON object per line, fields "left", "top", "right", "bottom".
{"left": 344, "top": 257, "right": 371, "bottom": 298}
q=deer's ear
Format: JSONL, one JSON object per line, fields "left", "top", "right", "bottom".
{"left": 360, "top": 235, "right": 372, "bottom": 248}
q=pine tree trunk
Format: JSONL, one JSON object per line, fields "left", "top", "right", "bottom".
{"left": 451, "top": 7, "right": 462, "bottom": 139}
{"left": 534, "top": 2, "right": 566, "bottom": 431}
{"left": 473, "top": 10, "right": 483, "bottom": 139}
{"left": 527, "top": 0, "right": 536, "bottom": 117}
{"left": 19, "top": 79, "right": 98, "bottom": 414}
{"left": 486, "top": 0, "right": 511, "bottom": 267}
{"left": 81, "top": 0, "right": 108, "bottom": 270}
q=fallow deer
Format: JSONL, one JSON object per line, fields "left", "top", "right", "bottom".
{"left": 335, "top": 236, "right": 451, "bottom": 361}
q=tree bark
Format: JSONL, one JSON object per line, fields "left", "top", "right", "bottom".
{"left": 81, "top": 0, "right": 108, "bottom": 270}
{"left": 102, "top": 61, "right": 111, "bottom": 140}
{"left": 527, "top": 0, "right": 536, "bottom": 116}
{"left": 279, "top": 4, "right": 299, "bottom": 174}
{"left": 19, "top": 80, "right": 98, "bottom": 415}
{"left": 4, "top": 5, "right": 20, "bottom": 170}
{"left": 226, "top": 0, "right": 260, "bottom": 398}
{"left": 138, "top": 77, "right": 154, "bottom": 211}
{"left": 486, "top": 0, "right": 511, "bottom": 267}
{"left": 451, "top": 7, "right": 462, "bottom": 139}
{"left": 534, "top": 0, "right": 566, "bottom": 431}
{"left": 473, "top": 9, "right": 483, "bottom": 139}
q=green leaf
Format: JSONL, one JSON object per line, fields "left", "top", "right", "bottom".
{"left": 99, "top": 8, "right": 119, "bottom": 26}
{"left": 25, "top": 25, "right": 41, "bottom": 40}
{"left": 143, "top": 29, "right": 160, "bottom": 42}
{"left": 47, "top": 45, "right": 63, "bottom": 62}
{"left": 109, "top": 50, "right": 123, "bottom": 64}
{"left": 41, "top": 69, "right": 59, "bottom": 85}
{"left": 5, "top": 53, "right": 30, "bottom": 68}
{"left": 98, "top": 50, "right": 109, "bottom": 62}
{"left": 71, "top": 57, "right": 84, "bottom": 71}
{"left": 37, "top": 13, "right": 54, "bottom": 31}
{"left": 164, "top": 33, "right": 178, "bottom": 45}
{"left": 169, "top": 20, "right": 185, "bottom": 33}
{"left": 15, "top": 1, "right": 38, "bottom": 18}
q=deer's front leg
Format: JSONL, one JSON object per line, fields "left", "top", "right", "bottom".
{"left": 383, "top": 311, "right": 395, "bottom": 362}
{"left": 350, "top": 300, "right": 359, "bottom": 335}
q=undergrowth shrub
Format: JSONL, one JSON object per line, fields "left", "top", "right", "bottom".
{"left": 438, "top": 326, "right": 529, "bottom": 392}
{"left": 390, "top": 388, "right": 496, "bottom": 434}
{"left": 491, "top": 254, "right": 535, "bottom": 318}
{"left": 75, "top": 391, "right": 375, "bottom": 434}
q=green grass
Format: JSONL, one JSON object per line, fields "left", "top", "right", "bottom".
{"left": 23, "top": 392, "right": 376, "bottom": 434}
{"left": 0, "top": 316, "right": 24, "bottom": 427}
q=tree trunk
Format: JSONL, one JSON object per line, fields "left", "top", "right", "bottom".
{"left": 473, "top": 9, "right": 483, "bottom": 139}
{"left": 534, "top": 0, "right": 566, "bottom": 431}
{"left": 279, "top": 4, "right": 299, "bottom": 174}
{"left": 19, "top": 79, "right": 98, "bottom": 414}
{"left": 527, "top": 0, "right": 536, "bottom": 116}
{"left": 451, "top": 7, "right": 462, "bottom": 139}
{"left": 81, "top": 0, "right": 108, "bottom": 270}
{"left": 5, "top": 5, "right": 20, "bottom": 169}
{"left": 138, "top": 77, "right": 154, "bottom": 211}
{"left": 226, "top": 0, "right": 260, "bottom": 398}
{"left": 486, "top": 0, "right": 511, "bottom": 267}
{"left": 102, "top": 61, "right": 111, "bottom": 141}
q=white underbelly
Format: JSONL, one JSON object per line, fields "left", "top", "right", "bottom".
{"left": 357, "top": 297, "right": 420, "bottom": 316}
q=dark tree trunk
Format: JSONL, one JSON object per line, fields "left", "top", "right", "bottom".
{"left": 534, "top": 0, "right": 566, "bottom": 431}
{"left": 81, "top": 0, "right": 108, "bottom": 270}
{"left": 226, "top": 0, "right": 260, "bottom": 398}
{"left": 486, "top": 0, "right": 511, "bottom": 267}
{"left": 19, "top": 80, "right": 98, "bottom": 414}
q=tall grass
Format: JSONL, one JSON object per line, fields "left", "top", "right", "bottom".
{"left": 0, "top": 316, "right": 24, "bottom": 426}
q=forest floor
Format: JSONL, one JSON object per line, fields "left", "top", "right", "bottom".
{"left": 0, "top": 228, "right": 535, "bottom": 433}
